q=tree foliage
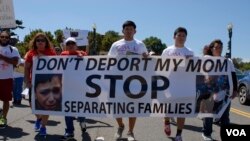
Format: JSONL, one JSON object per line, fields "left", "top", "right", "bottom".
{"left": 88, "top": 31, "right": 103, "bottom": 54}
{"left": 100, "top": 30, "right": 121, "bottom": 52}
{"left": 143, "top": 36, "right": 166, "bottom": 55}
{"left": 54, "top": 29, "right": 64, "bottom": 46}
{"left": 16, "top": 29, "right": 55, "bottom": 57}
{"left": 11, "top": 26, "right": 250, "bottom": 72}
{"left": 233, "top": 57, "right": 250, "bottom": 71}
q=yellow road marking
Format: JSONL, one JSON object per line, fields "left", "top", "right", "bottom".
{"left": 230, "top": 108, "right": 250, "bottom": 118}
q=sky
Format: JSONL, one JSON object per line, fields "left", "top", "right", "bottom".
{"left": 12, "top": 0, "right": 250, "bottom": 61}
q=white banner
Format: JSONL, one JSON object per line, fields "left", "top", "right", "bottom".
{"left": 0, "top": 0, "right": 16, "bottom": 28}
{"left": 32, "top": 56, "right": 233, "bottom": 119}
{"left": 63, "top": 29, "right": 89, "bottom": 46}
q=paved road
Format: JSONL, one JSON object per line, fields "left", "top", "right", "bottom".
{"left": 0, "top": 98, "right": 249, "bottom": 141}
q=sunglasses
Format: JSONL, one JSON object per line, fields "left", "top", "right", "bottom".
{"left": 0, "top": 36, "right": 9, "bottom": 39}
{"left": 66, "top": 41, "right": 76, "bottom": 46}
{"left": 38, "top": 87, "right": 61, "bottom": 96}
{"left": 36, "top": 38, "right": 46, "bottom": 43}
{"left": 213, "top": 46, "right": 222, "bottom": 50}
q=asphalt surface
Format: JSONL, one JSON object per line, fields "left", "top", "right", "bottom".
{"left": 0, "top": 97, "right": 249, "bottom": 141}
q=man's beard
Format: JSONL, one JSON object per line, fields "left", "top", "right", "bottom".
{"left": 0, "top": 41, "right": 9, "bottom": 46}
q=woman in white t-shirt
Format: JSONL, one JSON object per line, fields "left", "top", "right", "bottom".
{"left": 201, "top": 39, "right": 238, "bottom": 140}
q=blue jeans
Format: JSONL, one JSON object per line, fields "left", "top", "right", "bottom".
{"left": 202, "top": 102, "right": 231, "bottom": 136}
{"left": 65, "top": 116, "right": 85, "bottom": 134}
{"left": 202, "top": 117, "right": 213, "bottom": 136}
{"left": 13, "top": 77, "right": 24, "bottom": 101}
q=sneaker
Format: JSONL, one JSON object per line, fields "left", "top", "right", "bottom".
{"left": 39, "top": 127, "right": 47, "bottom": 137}
{"left": 213, "top": 118, "right": 220, "bottom": 124}
{"left": 12, "top": 100, "right": 21, "bottom": 106}
{"left": 170, "top": 117, "right": 176, "bottom": 123}
{"left": 0, "top": 116, "right": 7, "bottom": 129}
{"left": 34, "top": 119, "right": 41, "bottom": 131}
{"left": 164, "top": 122, "right": 171, "bottom": 136}
{"left": 12, "top": 100, "right": 17, "bottom": 105}
{"left": 17, "top": 100, "right": 21, "bottom": 105}
{"left": 114, "top": 126, "right": 124, "bottom": 139}
{"left": 202, "top": 133, "right": 213, "bottom": 141}
{"left": 127, "top": 131, "right": 135, "bottom": 141}
{"left": 60, "top": 132, "right": 74, "bottom": 141}
{"left": 95, "top": 136, "right": 105, "bottom": 141}
{"left": 80, "top": 121, "right": 86, "bottom": 132}
{"left": 175, "top": 135, "right": 182, "bottom": 141}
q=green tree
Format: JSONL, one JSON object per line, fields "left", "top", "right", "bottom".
{"left": 232, "top": 57, "right": 250, "bottom": 71}
{"left": 15, "top": 42, "right": 27, "bottom": 57}
{"left": 16, "top": 29, "right": 56, "bottom": 57}
{"left": 23, "top": 29, "right": 54, "bottom": 44}
{"left": 242, "top": 62, "right": 250, "bottom": 71}
{"left": 232, "top": 57, "right": 243, "bottom": 69}
{"left": 88, "top": 31, "right": 103, "bottom": 54}
{"left": 54, "top": 29, "right": 64, "bottom": 46}
{"left": 143, "top": 36, "right": 166, "bottom": 55}
{"left": 100, "top": 30, "right": 121, "bottom": 52}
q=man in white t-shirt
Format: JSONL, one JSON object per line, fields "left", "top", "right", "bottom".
{"left": 108, "top": 20, "right": 148, "bottom": 141}
{"left": 161, "top": 27, "right": 193, "bottom": 141}
{"left": 0, "top": 31, "right": 20, "bottom": 128}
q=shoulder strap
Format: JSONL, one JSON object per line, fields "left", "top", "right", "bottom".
{"left": 9, "top": 46, "right": 13, "bottom": 53}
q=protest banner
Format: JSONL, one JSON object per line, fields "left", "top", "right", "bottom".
{"left": 63, "top": 29, "right": 89, "bottom": 46}
{"left": 0, "top": 0, "right": 16, "bottom": 28}
{"left": 32, "top": 56, "right": 233, "bottom": 119}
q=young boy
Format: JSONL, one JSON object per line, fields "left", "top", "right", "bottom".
{"left": 161, "top": 27, "right": 194, "bottom": 141}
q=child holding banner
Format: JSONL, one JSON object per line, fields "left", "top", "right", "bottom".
{"left": 161, "top": 27, "right": 194, "bottom": 141}
{"left": 108, "top": 20, "right": 148, "bottom": 141}
{"left": 60, "top": 37, "right": 88, "bottom": 140}
{"left": 24, "top": 33, "right": 56, "bottom": 137}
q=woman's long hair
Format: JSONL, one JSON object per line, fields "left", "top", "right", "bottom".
{"left": 29, "top": 32, "right": 53, "bottom": 50}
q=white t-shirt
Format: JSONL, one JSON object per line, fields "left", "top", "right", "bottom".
{"left": 0, "top": 45, "right": 20, "bottom": 79}
{"left": 204, "top": 55, "right": 236, "bottom": 101}
{"left": 161, "top": 45, "right": 194, "bottom": 57}
{"left": 204, "top": 55, "right": 235, "bottom": 72}
{"left": 228, "top": 58, "right": 235, "bottom": 72}
{"left": 108, "top": 39, "right": 148, "bottom": 55}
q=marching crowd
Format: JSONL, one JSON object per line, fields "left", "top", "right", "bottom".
{"left": 0, "top": 20, "right": 238, "bottom": 141}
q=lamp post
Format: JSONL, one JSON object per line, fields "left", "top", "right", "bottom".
{"left": 226, "top": 23, "right": 233, "bottom": 58}
{"left": 92, "top": 23, "right": 97, "bottom": 55}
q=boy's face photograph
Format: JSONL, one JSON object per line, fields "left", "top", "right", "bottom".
{"left": 35, "top": 76, "right": 62, "bottom": 110}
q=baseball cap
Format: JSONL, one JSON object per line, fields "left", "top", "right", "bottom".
{"left": 65, "top": 37, "right": 76, "bottom": 44}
